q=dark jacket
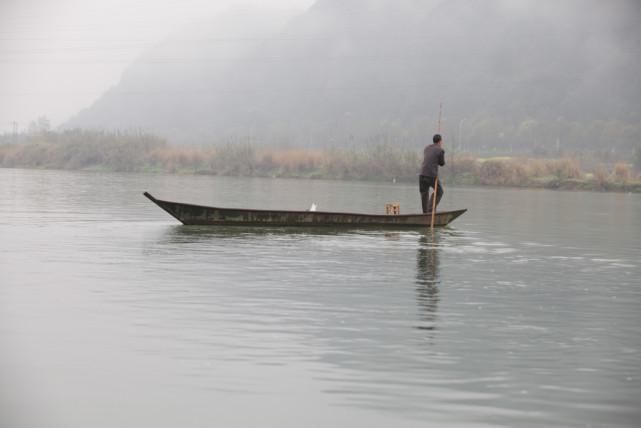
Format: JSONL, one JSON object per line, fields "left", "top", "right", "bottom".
{"left": 420, "top": 143, "right": 445, "bottom": 177}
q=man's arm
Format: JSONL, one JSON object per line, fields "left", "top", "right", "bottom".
{"left": 439, "top": 149, "right": 445, "bottom": 166}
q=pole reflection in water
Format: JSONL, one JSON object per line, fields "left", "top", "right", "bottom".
{"left": 415, "top": 232, "right": 441, "bottom": 333}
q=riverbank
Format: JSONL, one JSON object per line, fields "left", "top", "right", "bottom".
{"left": 1, "top": 130, "right": 640, "bottom": 193}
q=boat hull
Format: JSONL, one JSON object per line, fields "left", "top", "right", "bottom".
{"left": 144, "top": 192, "right": 466, "bottom": 228}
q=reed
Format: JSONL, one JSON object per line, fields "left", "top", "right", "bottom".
{"left": 612, "top": 162, "right": 632, "bottom": 184}
{"left": 1, "top": 131, "right": 639, "bottom": 192}
{"left": 261, "top": 148, "right": 327, "bottom": 175}
{"left": 591, "top": 165, "right": 609, "bottom": 189}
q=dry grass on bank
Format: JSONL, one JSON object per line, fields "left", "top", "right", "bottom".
{"left": 445, "top": 155, "right": 640, "bottom": 190}
{"left": 1, "top": 133, "right": 639, "bottom": 192}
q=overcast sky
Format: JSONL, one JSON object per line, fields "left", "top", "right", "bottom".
{"left": 0, "top": 0, "right": 315, "bottom": 133}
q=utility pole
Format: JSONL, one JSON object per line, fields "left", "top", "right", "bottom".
{"left": 10, "top": 121, "right": 18, "bottom": 143}
{"left": 458, "top": 118, "right": 465, "bottom": 152}
{"left": 556, "top": 116, "right": 562, "bottom": 153}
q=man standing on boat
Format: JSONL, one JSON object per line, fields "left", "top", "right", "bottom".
{"left": 419, "top": 134, "right": 445, "bottom": 213}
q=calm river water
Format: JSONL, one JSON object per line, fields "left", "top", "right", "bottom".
{"left": 1, "top": 168, "right": 640, "bottom": 427}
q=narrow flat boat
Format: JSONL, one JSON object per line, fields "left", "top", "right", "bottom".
{"left": 144, "top": 192, "right": 466, "bottom": 228}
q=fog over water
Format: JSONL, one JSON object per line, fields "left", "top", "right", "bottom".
{"left": 1, "top": 2, "right": 641, "bottom": 427}
{"left": 1, "top": 169, "right": 640, "bottom": 427}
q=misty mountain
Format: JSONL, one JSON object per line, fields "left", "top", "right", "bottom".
{"left": 64, "top": 0, "right": 641, "bottom": 148}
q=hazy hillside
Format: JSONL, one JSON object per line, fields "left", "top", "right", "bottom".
{"left": 64, "top": 0, "right": 641, "bottom": 151}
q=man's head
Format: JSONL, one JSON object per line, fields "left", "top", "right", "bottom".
{"left": 433, "top": 134, "right": 442, "bottom": 145}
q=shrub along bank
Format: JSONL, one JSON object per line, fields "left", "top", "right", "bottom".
{"left": 1, "top": 130, "right": 639, "bottom": 192}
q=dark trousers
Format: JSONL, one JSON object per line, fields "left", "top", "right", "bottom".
{"left": 419, "top": 175, "right": 443, "bottom": 213}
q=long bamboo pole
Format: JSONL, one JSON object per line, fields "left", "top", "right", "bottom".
{"left": 430, "top": 102, "right": 443, "bottom": 230}
{"left": 430, "top": 176, "right": 438, "bottom": 228}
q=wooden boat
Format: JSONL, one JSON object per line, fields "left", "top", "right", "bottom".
{"left": 144, "top": 192, "right": 466, "bottom": 228}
